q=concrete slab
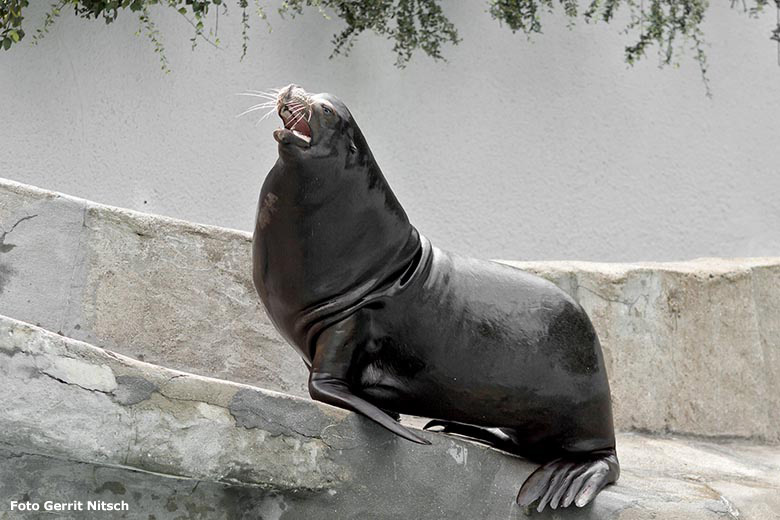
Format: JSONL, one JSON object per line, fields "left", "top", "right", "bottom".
{"left": 1, "top": 314, "right": 779, "bottom": 519}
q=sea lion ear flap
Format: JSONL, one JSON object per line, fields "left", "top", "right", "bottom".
{"left": 346, "top": 127, "right": 358, "bottom": 154}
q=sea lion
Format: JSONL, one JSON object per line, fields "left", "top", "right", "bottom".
{"left": 251, "top": 84, "right": 619, "bottom": 511}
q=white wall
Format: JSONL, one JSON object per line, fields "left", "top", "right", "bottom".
{"left": 1, "top": 2, "right": 778, "bottom": 261}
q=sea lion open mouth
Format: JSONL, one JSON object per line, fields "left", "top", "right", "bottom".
{"left": 273, "top": 86, "right": 313, "bottom": 148}
{"left": 274, "top": 104, "right": 312, "bottom": 147}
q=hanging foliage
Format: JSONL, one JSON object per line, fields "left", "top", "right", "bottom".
{"left": 1, "top": 0, "right": 778, "bottom": 87}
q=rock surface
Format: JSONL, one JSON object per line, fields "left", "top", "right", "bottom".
{"left": 499, "top": 258, "right": 780, "bottom": 444}
{"left": 1, "top": 314, "right": 779, "bottom": 519}
{"left": 0, "top": 177, "right": 308, "bottom": 398}
{"left": 2, "top": 177, "right": 779, "bottom": 442}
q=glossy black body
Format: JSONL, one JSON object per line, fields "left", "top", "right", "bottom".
{"left": 355, "top": 240, "right": 615, "bottom": 458}
{"left": 252, "top": 86, "right": 618, "bottom": 510}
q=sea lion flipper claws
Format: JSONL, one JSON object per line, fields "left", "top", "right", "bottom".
{"left": 549, "top": 463, "right": 589, "bottom": 509}
{"left": 573, "top": 458, "right": 615, "bottom": 507}
{"left": 516, "top": 461, "right": 559, "bottom": 507}
{"left": 518, "top": 450, "right": 619, "bottom": 511}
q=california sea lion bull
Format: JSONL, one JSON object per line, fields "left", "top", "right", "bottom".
{"left": 251, "top": 84, "right": 619, "bottom": 511}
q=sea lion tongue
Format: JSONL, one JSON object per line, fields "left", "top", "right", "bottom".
{"left": 275, "top": 85, "right": 312, "bottom": 146}
{"left": 279, "top": 103, "right": 311, "bottom": 140}
{"left": 287, "top": 116, "right": 311, "bottom": 139}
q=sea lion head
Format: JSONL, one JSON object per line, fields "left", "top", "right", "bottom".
{"left": 272, "top": 84, "right": 366, "bottom": 164}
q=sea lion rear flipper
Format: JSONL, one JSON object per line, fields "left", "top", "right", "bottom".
{"left": 423, "top": 420, "right": 514, "bottom": 449}
{"left": 516, "top": 448, "right": 619, "bottom": 511}
{"left": 308, "top": 316, "right": 430, "bottom": 445}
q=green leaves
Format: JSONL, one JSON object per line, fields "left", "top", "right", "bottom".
{"left": 0, "top": 0, "right": 28, "bottom": 51}
{"left": 489, "top": 0, "right": 716, "bottom": 92}
{"left": 0, "top": 0, "right": 777, "bottom": 88}
{"left": 277, "top": 0, "right": 459, "bottom": 67}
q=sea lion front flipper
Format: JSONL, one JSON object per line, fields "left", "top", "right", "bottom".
{"left": 309, "top": 374, "right": 429, "bottom": 444}
{"left": 516, "top": 449, "right": 619, "bottom": 511}
{"left": 308, "top": 317, "right": 430, "bottom": 445}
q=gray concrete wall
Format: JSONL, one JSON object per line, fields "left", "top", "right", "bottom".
{"left": 2, "top": 178, "right": 778, "bottom": 444}
{"left": 1, "top": 2, "right": 779, "bottom": 261}
{"left": 0, "top": 178, "right": 308, "bottom": 398}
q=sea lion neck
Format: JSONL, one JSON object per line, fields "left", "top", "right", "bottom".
{"left": 253, "top": 151, "right": 420, "bottom": 349}
{"left": 267, "top": 152, "right": 416, "bottom": 263}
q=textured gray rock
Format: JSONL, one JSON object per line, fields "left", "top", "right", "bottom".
{"left": 498, "top": 259, "right": 780, "bottom": 443}
{"left": 2, "top": 177, "right": 779, "bottom": 443}
{"left": 0, "top": 315, "right": 343, "bottom": 493}
{"left": 2, "top": 314, "right": 779, "bottom": 519}
{"left": 0, "top": 177, "right": 308, "bottom": 398}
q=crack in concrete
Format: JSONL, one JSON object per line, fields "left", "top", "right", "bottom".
{"left": 1, "top": 444, "right": 212, "bottom": 485}
{"left": 58, "top": 202, "right": 89, "bottom": 335}
{"left": 0, "top": 345, "right": 26, "bottom": 357}
{"left": 37, "top": 367, "right": 111, "bottom": 395}
{"left": 0, "top": 214, "right": 38, "bottom": 294}
{"left": 578, "top": 283, "right": 645, "bottom": 311}
{"left": 155, "top": 387, "right": 229, "bottom": 410}
{"left": 0, "top": 214, "right": 38, "bottom": 253}
{"left": 746, "top": 266, "right": 776, "bottom": 438}
{"left": 229, "top": 406, "right": 328, "bottom": 444}
{"left": 127, "top": 411, "right": 139, "bottom": 466}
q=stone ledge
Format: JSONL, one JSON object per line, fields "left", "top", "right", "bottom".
{"left": 0, "top": 177, "right": 309, "bottom": 399}
{"left": 1, "top": 177, "right": 779, "bottom": 442}
{"left": 498, "top": 258, "right": 780, "bottom": 443}
{"left": 1, "top": 314, "right": 779, "bottom": 519}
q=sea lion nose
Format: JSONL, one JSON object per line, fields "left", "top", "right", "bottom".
{"left": 279, "top": 84, "right": 301, "bottom": 102}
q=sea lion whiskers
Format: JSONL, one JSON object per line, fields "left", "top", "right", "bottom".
{"left": 238, "top": 99, "right": 277, "bottom": 109}
{"left": 256, "top": 107, "right": 278, "bottom": 124}
{"left": 277, "top": 86, "right": 313, "bottom": 115}
{"left": 285, "top": 102, "right": 309, "bottom": 125}
{"left": 236, "top": 101, "right": 278, "bottom": 119}
{"left": 236, "top": 88, "right": 289, "bottom": 122}
{"left": 286, "top": 97, "right": 314, "bottom": 121}
{"left": 287, "top": 112, "right": 306, "bottom": 132}
{"left": 287, "top": 100, "right": 309, "bottom": 116}
{"left": 243, "top": 87, "right": 289, "bottom": 124}
{"left": 285, "top": 111, "right": 311, "bottom": 139}
{"left": 275, "top": 97, "right": 313, "bottom": 144}
{"left": 237, "top": 92, "right": 276, "bottom": 100}
{"left": 289, "top": 103, "right": 313, "bottom": 123}
{"left": 283, "top": 96, "right": 313, "bottom": 128}
{"left": 236, "top": 89, "right": 282, "bottom": 104}
{"left": 242, "top": 88, "right": 282, "bottom": 98}
{"left": 287, "top": 102, "right": 308, "bottom": 116}
{"left": 236, "top": 89, "right": 285, "bottom": 121}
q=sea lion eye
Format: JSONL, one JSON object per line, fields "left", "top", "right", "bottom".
{"left": 322, "top": 106, "right": 333, "bottom": 115}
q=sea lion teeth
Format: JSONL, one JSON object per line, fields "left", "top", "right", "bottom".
{"left": 293, "top": 130, "right": 311, "bottom": 143}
